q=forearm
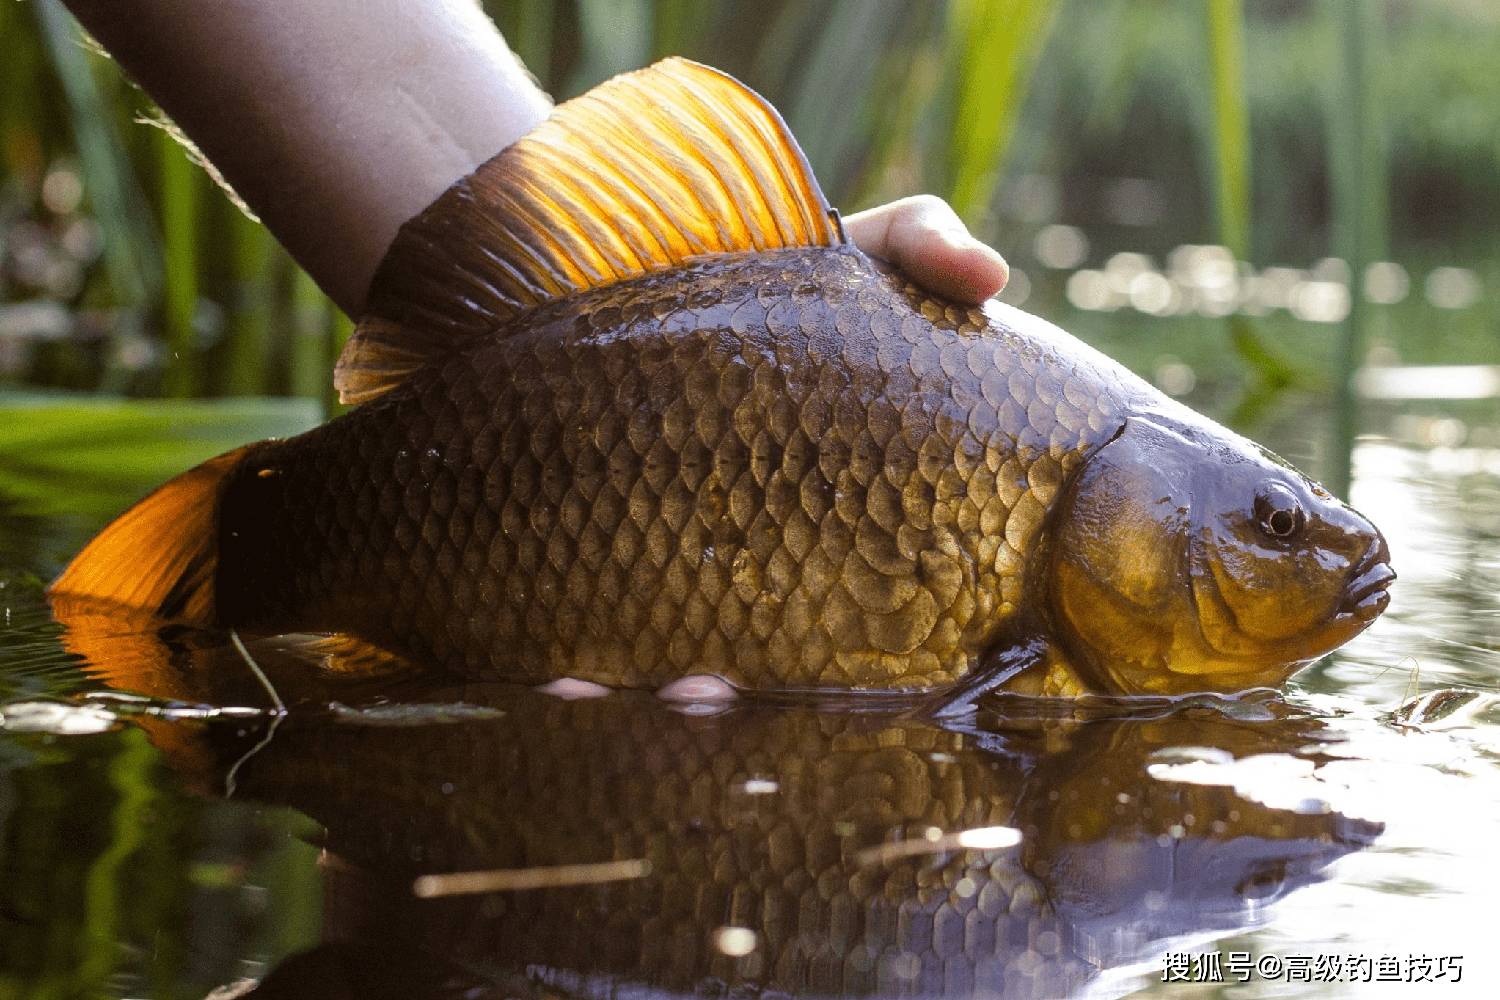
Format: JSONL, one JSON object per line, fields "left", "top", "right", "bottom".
{"left": 63, "top": 0, "right": 551, "bottom": 315}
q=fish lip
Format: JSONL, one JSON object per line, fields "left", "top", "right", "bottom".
{"left": 1339, "top": 541, "right": 1396, "bottom": 623}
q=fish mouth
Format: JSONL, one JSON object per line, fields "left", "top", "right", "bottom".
{"left": 1340, "top": 538, "right": 1395, "bottom": 623}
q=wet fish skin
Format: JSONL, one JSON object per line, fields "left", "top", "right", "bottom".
{"left": 218, "top": 246, "right": 1131, "bottom": 691}
{"left": 50, "top": 58, "right": 1392, "bottom": 697}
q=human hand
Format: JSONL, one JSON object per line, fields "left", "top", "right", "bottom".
{"left": 844, "top": 195, "right": 1009, "bottom": 306}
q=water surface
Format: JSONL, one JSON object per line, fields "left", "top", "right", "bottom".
{"left": 1, "top": 402, "right": 1496, "bottom": 999}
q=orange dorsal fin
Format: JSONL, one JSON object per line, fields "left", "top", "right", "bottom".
{"left": 48, "top": 446, "right": 248, "bottom": 624}
{"left": 335, "top": 57, "right": 841, "bottom": 404}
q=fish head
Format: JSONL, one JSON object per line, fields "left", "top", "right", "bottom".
{"left": 1047, "top": 415, "right": 1393, "bottom": 694}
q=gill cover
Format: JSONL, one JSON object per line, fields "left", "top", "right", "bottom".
{"left": 1048, "top": 420, "right": 1193, "bottom": 689}
{"left": 1048, "top": 417, "right": 1388, "bottom": 694}
{"left": 336, "top": 57, "right": 842, "bottom": 403}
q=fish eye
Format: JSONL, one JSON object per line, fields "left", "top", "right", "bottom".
{"left": 1253, "top": 482, "right": 1305, "bottom": 540}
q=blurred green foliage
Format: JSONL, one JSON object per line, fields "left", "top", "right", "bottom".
{"left": 1, "top": 5, "right": 1498, "bottom": 996}
{"left": 0, "top": 723, "right": 323, "bottom": 1000}
{"left": 1, "top": 0, "right": 1497, "bottom": 424}
{"left": 0, "top": 396, "right": 319, "bottom": 517}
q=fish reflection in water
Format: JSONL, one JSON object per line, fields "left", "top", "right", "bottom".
{"left": 58, "top": 622, "right": 1381, "bottom": 1000}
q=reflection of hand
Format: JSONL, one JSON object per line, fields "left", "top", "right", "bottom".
{"left": 845, "top": 195, "right": 1010, "bottom": 306}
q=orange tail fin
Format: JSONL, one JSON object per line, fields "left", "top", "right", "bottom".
{"left": 48, "top": 446, "right": 250, "bottom": 625}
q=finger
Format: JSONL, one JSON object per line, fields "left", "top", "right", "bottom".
{"left": 844, "top": 195, "right": 1009, "bottom": 305}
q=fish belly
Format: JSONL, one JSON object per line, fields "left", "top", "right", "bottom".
{"left": 216, "top": 248, "right": 1124, "bottom": 690}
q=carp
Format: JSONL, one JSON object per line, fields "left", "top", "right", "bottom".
{"left": 113, "top": 677, "right": 1377, "bottom": 1000}
{"left": 50, "top": 59, "right": 1392, "bottom": 701}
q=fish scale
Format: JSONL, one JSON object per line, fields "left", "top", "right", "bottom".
{"left": 235, "top": 696, "right": 1073, "bottom": 997}
{"left": 215, "top": 247, "right": 1128, "bottom": 690}
{"left": 121, "top": 685, "right": 1368, "bottom": 999}
{"left": 51, "top": 58, "right": 1390, "bottom": 697}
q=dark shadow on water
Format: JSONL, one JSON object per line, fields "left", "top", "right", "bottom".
{"left": 18, "top": 609, "right": 1382, "bottom": 999}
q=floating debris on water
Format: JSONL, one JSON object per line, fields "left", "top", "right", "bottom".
{"left": 83, "top": 691, "right": 266, "bottom": 721}
{"left": 326, "top": 701, "right": 506, "bottom": 726}
{"left": 412, "top": 858, "right": 651, "bottom": 898}
{"left": 1389, "top": 688, "right": 1497, "bottom": 730}
{"left": 0, "top": 699, "right": 117, "bottom": 734}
